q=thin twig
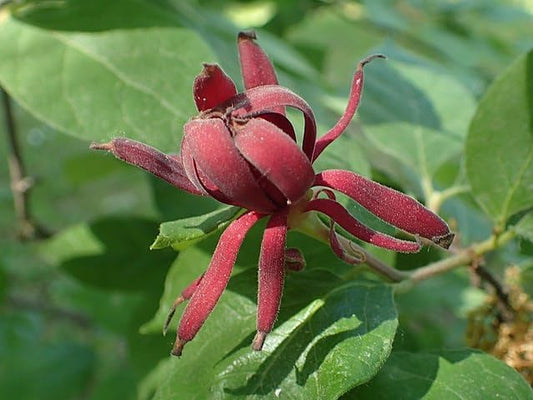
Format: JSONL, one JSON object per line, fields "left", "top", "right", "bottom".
{"left": 396, "top": 230, "right": 516, "bottom": 291}
{"left": 2, "top": 87, "right": 49, "bottom": 240}
{"left": 473, "top": 263, "right": 514, "bottom": 320}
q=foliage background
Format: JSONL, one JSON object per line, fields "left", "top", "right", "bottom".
{"left": 1, "top": 0, "right": 532, "bottom": 399}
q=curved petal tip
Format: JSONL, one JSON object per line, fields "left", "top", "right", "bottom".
{"left": 252, "top": 331, "right": 267, "bottom": 351}
{"left": 432, "top": 232, "right": 455, "bottom": 249}
{"left": 171, "top": 338, "right": 186, "bottom": 357}
{"left": 238, "top": 30, "right": 257, "bottom": 41}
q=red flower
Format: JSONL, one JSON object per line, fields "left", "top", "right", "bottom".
{"left": 91, "top": 31, "right": 453, "bottom": 356}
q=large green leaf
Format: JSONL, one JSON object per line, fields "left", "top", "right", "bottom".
{"left": 41, "top": 217, "right": 176, "bottom": 291}
{"left": 150, "top": 206, "right": 241, "bottom": 251}
{"left": 362, "top": 122, "right": 463, "bottom": 182}
{"left": 0, "top": 7, "right": 214, "bottom": 151}
{"left": 356, "top": 60, "right": 475, "bottom": 195}
{"left": 347, "top": 350, "right": 533, "bottom": 399}
{"left": 466, "top": 50, "right": 533, "bottom": 225}
{"left": 212, "top": 282, "right": 397, "bottom": 400}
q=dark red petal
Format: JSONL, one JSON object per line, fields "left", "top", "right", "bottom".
{"left": 193, "top": 63, "right": 237, "bottom": 112}
{"left": 328, "top": 221, "right": 365, "bottom": 264}
{"left": 180, "top": 134, "right": 210, "bottom": 196}
{"left": 256, "top": 112, "right": 296, "bottom": 141}
{"left": 284, "top": 248, "right": 306, "bottom": 272}
{"left": 305, "top": 198, "right": 421, "bottom": 252}
{"left": 173, "top": 211, "right": 264, "bottom": 356}
{"left": 238, "top": 31, "right": 280, "bottom": 89}
{"left": 314, "top": 170, "right": 454, "bottom": 248}
{"left": 184, "top": 118, "right": 277, "bottom": 213}
{"left": 254, "top": 211, "right": 288, "bottom": 351}
{"left": 181, "top": 135, "right": 233, "bottom": 203}
{"left": 163, "top": 274, "right": 203, "bottom": 336}
{"left": 313, "top": 55, "right": 385, "bottom": 162}
{"left": 234, "top": 118, "right": 315, "bottom": 205}
{"left": 90, "top": 138, "right": 203, "bottom": 195}
{"left": 230, "top": 85, "right": 317, "bottom": 161}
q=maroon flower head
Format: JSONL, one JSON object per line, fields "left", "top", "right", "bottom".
{"left": 91, "top": 31, "right": 454, "bottom": 357}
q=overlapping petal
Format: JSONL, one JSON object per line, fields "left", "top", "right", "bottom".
{"left": 314, "top": 170, "right": 454, "bottom": 248}
{"left": 234, "top": 118, "right": 314, "bottom": 205}
{"left": 230, "top": 85, "right": 317, "bottom": 160}
{"left": 184, "top": 118, "right": 277, "bottom": 213}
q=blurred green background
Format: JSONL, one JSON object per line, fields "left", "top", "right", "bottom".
{"left": 1, "top": 0, "right": 532, "bottom": 398}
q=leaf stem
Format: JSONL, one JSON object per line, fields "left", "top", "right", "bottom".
{"left": 296, "top": 208, "right": 516, "bottom": 288}
{"left": 426, "top": 184, "right": 471, "bottom": 213}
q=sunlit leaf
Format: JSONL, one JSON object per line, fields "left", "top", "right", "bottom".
{"left": 0, "top": 8, "right": 214, "bottom": 151}
{"left": 150, "top": 206, "right": 241, "bottom": 251}
{"left": 466, "top": 50, "right": 533, "bottom": 225}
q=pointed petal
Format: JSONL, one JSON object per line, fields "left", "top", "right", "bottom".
{"left": 328, "top": 220, "right": 365, "bottom": 264}
{"left": 173, "top": 211, "right": 263, "bottom": 356}
{"left": 234, "top": 118, "right": 315, "bottom": 205}
{"left": 193, "top": 63, "right": 237, "bottom": 112}
{"left": 284, "top": 248, "right": 306, "bottom": 272}
{"left": 314, "top": 170, "right": 454, "bottom": 248}
{"left": 313, "top": 55, "right": 385, "bottom": 162}
{"left": 305, "top": 198, "right": 421, "bottom": 252}
{"left": 254, "top": 212, "right": 288, "bottom": 351}
{"left": 231, "top": 85, "right": 317, "bottom": 160}
{"left": 184, "top": 118, "right": 277, "bottom": 213}
{"left": 90, "top": 138, "right": 203, "bottom": 195}
{"left": 238, "top": 31, "right": 279, "bottom": 89}
{"left": 163, "top": 274, "right": 203, "bottom": 336}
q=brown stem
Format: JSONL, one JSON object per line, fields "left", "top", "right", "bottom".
{"left": 473, "top": 263, "right": 514, "bottom": 319}
{"left": 396, "top": 230, "right": 516, "bottom": 292}
{"left": 2, "top": 88, "right": 49, "bottom": 240}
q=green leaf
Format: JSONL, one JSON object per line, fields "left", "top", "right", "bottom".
{"left": 347, "top": 350, "right": 533, "bottom": 399}
{"left": 363, "top": 122, "right": 463, "bottom": 181}
{"left": 150, "top": 206, "right": 241, "bottom": 251}
{"left": 356, "top": 60, "right": 475, "bottom": 194}
{"left": 0, "top": 10, "right": 214, "bottom": 151}
{"left": 361, "top": 61, "right": 476, "bottom": 135}
{"left": 0, "top": 314, "right": 95, "bottom": 400}
{"left": 41, "top": 217, "right": 176, "bottom": 291}
{"left": 395, "top": 271, "right": 486, "bottom": 351}
{"left": 213, "top": 282, "right": 397, "bottom": 400}
{"left": 515, "top": 211, "right": 533, "bottom": 242}
{"left": 466, "top": 50, "right": 533, "bottom": 225}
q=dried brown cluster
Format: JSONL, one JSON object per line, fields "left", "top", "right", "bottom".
{"left": 467, "top": 266, "right": 533, "bottom": 384}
